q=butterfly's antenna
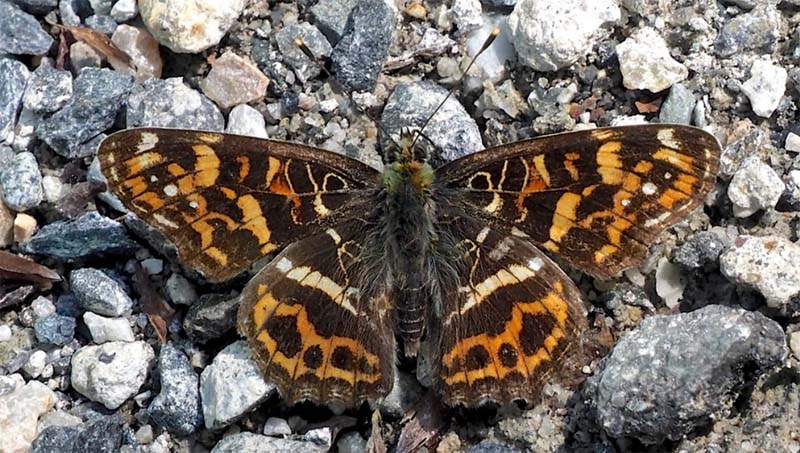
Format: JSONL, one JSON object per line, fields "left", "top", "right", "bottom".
{"left": 410, "top": 27, "right": 500, "bottom": 148}
{"left": 294, "top": 38, "right": 401, "bottom": 151}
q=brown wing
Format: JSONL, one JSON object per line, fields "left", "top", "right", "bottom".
{"left": 435, "top": 124, "right": 721, "bottom": 279}
{"left": 237, "top": 220, "right": 395, "bottom": 410}
{"left": 98, "top": 128, "right": 380, "bottom": 282}
{"left": 431, "top": 219, "right": 587, "bottom": 407}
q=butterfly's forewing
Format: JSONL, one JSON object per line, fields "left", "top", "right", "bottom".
{"left": 98, "top": 128, "right": 381, "bottom": 282}
{"left": 436, "top": 125, "right": 721, "bottom": 279}
{"left": 236, "top": 220, "right": 395, "bottom": 409}
{"left": 430, "top": 218, "right": 587, "bottom": 407}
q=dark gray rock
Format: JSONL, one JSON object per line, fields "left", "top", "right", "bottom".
{"left": 275, "top": 22, "right": 332, "bottom": 83}
{"left": 183, "top": 293, "right": 239, "bottom": 343}
{"left": 73, "top": 415, "right": 124, "bottom": 453}
{"left": 85, "top": 14, "right": 117, "bottom": 35}
{"left": 466, "top": 440, "right": 524, "bottom": 453}
{"left": 673, "top": 231, "right": 728, "bottom": 269}
{"left": 31, "top": 426, "right": 81, "bottom": 453}
{"left": 715, "top": 4, "right": 781, "bottom": 57}
{"left": 58, "top": 0, "right": 83, "bottom": 27}
{"left": 22, "top": 211, "right": 139, "bottom": 260}
{"left": 659, "top": 83, "right": 695, "bottom": 125}
{"left": 591, "top": 305, "right": 787, "bottom": 444}
{"left": 480, "top": 0, "right": 516, "bottom": 6}
{"left": 0, "top": 58, "right": 30, "bottom": 143}
{"left": 33, "top": 314, "right": 76, "bottom": 345}
{"left": 309, "top": 0, "right": 358, "bottom": 44}
{"left": 126, "top": 78, "right": 224, "bottom": 131}
{"left": 148, "top": 343, "right": 204, "bottom": 435}
{"left": 70, "top": 268, "right": 133, "bottom": 317}
{"left": 22, "top": 62, "right": 73, "bottom": 114}
{"left": 10, "top": 0, "right": 59, "bottom": 15}
{"left": 0, "top": 151, "right": 43, "bottom": 211}
{"left": 381, "top": 81, "right": 483, "bottom": 164}
{"left": 330, "top": 0, "right": 397, "bottom": 92}
{"left": 0, "top": 1, "right": 54, "bottom": 55}
{"left": 36, "top": 68, "right": 134, "bottom": 158}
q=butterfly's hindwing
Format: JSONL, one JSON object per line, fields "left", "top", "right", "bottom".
{"left": 436, "top": 125, "right": 721, "bottom": 279}
{"left": 98, "top": 128, "right": 380, "bottom": 282}
{"left": 431, "top": 219, "right": 587, "bottom": 406}
{"left": 236, "top": 220, "right": 395, "bottom": 408}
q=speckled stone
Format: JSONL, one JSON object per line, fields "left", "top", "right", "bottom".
{"left": 22, "top": 62, "right": 74, "bottom": 114}
{"left": 127, "top": 78, "right": 224, "bottom": 130}
{"left": 720, "top": 235, "right": 800, "bottom": 308}
{"left": 0, "top": 1, "right": 54, "bottom": 55}
{"left": 0, "top": 152, "right": 44, "bottom": 212}
{"left": 70, "top": 268, "right": 133, "bottom": 317}
{"left": 0, "top": 58, "right": 30, "bottom": 143}
{"left": 147, "top": 343, "right": 203, "bottom": 435}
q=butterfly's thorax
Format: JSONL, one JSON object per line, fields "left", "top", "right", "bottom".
{"left": 382, "top": 157, "right": 437, "bottom": 357}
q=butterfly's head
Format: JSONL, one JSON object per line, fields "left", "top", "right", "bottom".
{"left": 384, "top": 128, "right": 434, "bottom": 195}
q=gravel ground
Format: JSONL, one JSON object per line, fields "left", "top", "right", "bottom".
{"left": 1, "top": 0, "right": 800, "bottom": 452}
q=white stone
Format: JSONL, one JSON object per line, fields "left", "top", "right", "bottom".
{"left": 200, "top": 341, "right": 275, "bottom": 429}
{"left": 139, "top": 0, "right": 249, "bottom": 53}
{"left": 507, "top": 0, "right": 620, "bottom": 71}
{"left": 111, "top": 0, "right": 138, "bottom": 22}
{"left": 655, "top": 258, "right": 686, "bottom": 309}
{"left": 30, "top": 296, "right": 55, "bottom": 319}
{"left": 262, "top": 417, "right": 292, "bottom": 437}
{"left": 786, "top": 132, "right": 800, "bottom": 152}
{"left": 226, "top": 105, "right": 268, "bottom": 139}
{"left": 83, "top": 312, "right": 135, "bottom": 343}
{"left": 111, "top": 25, "right": 164, "bottom": 81}
{"left": 70, "top": 341, "right": 155, "bottom": 409}
{"left": 617, "top": 27, "right": 688, "bottom": 93}
{"left": 741, "top": 59, "right": 787, "bottom": 118}
{"left": 0, "top": 325, "right": 11, "bottom": 342}
{"left": 23, "top": 350, "right": 47, "bottom": 378}
{"left": 727, "top": 156, "right": 785, "bottom": 217}
{"left": 41, "top": 175, "right": 65, "bottom": 203}
{"left": 166, "top": 273, "right": 197, "bottom": 305}
{"left": 720, "top": 235, "right": 800, "bottom": 308}
{"left": 0, "top": 380, "right": 56, "bottom": 453}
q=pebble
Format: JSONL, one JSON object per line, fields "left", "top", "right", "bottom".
{"left": 33, "top": 415, "right": 124, "bottom": 453}
{"left": 200, "top": 51, "right": 270, "bottom": 109}
{"left": 507, "top": 0, "right": 620, "bottom": 71}
{"left": 110, "top": 24, "right": 163, "bottom": 81}
{"left": 0, "top": 1, "right": 54, "bottom": 55}
{"left": 211, "top": 432, "right": 325, "bottom": 453}
{"left": 89, "top": 0, "right": 112, "bottom": 15}
{"left": 31, "top": 426, "right": 81, "bottom": 453}
{"left": 309, "top": 0, "right": 358, "bottom": 44}
{"left": 591, "top": 305, "right": 787, "bottom": 444}
{"left": 33, "top": 314, "right": 76, "bottom": 345}
{"left": 127, "top": 78, "right": 224, "bottom": 130}
{"left": 658, "top": 83, "right": 695, "bottom": 125}
{"left": 23, "top": 349, "right": 47, "bottom": 378}
{"left": 139, "top": 0, "right": 249, "bottom": 53}
{"left": 381, "top": 81, "right": 483, "bottom": 163}
{"left": 331, "top": 0, "right": 397, "bottom": 91}
{"left": 262, "top": 417, "right": 292, "bottom": 437}
{"left": 0, "top": 328, "right": 35, "bottom": 370}
{"left": 0, "top": 326, "right": 10, "bottom": 342}
{"left": 70, "top": 341, "right": 155, "bottom": 409}
{"left": 617, "top": 27, "right": 688, "bottom": 93}
{"left": 183, "top": 293, "right": 240, "bottom": 344}
{"left": 199, "top": 341, "right": 275, "bottom": 429}
{"left": 83, "top": 312, "right": 135, "bottom": 343}
{"left": 0, "top": 58, "right": 30, "bottom": 143}
{"left": 21, "top": 211, "right": 139, "bottom": 260}
{"left": 720, "top": 235, "right": 800, "bottom": 309}
{"left": 673, "top": 231, "right": 728, "bottom": 269}
{"left": 68, "top": 41, "right": 104, "bottom": 71}
{"left": 22, "top": 62, "right": 73, "bottom": 114}
{"left": 226, "top": 104, "right": 268, "bottom": 138}
{"left": 58, "top": 0, "right": 82, "bottom": 27}
{"left": 741, "top": 59, "right": 787, "bottom": 118}
{"left": 141, "top": 257, "right": 163, "bottom": 274}
{"left": 110, "top": 0, "right": 137, "bottom": 22}
{"left": 86, "top": 14, "right": 118, "bottom": 35}
{"left": 147, "top": 343, "right": 204, "bottom": 435}
{"left": 451, "top": 0, "right": 483, "bottom": 35}
{"left": 727, "top": 156, "right": 785, "bottom": 217}
{"left": 70, "top": 268, "right": 134, "bottom": 317}
{"left": 0, "top": 152, "right": 44, "bottom": 212}
{"left": 304, "top": 427, "right": 333, "bottom": 450}
{"left": 0, "top": 379, "right": 56, "bottom": 453}
{"left": 715, "top": 4, "right": 780, "bottom": 57}
{"left": 785, "top": 132, "right": 800, "bottom": 152}
{"left": 165, "top": 273, "right": 197, "bottom": 306}
{"left": 336, "top": 431, "right": 367, "bottom": 453}
{"left": 36, "top": 68, "right": 134, "bottom": 158}
{"left": 31, "top": 297, "right": 56, "bottom": 319}
{"left": 275, "top": 22, "right": 333, "bottom": 83}
{"left": 477, "top": 79, "right": 529, "bottom": 119}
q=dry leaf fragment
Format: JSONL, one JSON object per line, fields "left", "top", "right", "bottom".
{"left": 59, "top": 25, "right": 136, "bottom": 72}
{"left": 132, "top": 264, "right": 175, "bottom": 343}
{"left": 366, "top": 410, "right": 387, "bottom": 453}
{"left": 0, "top": 251, "right": 61, "bottom": 289}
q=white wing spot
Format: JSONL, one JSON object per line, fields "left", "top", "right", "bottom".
{"left": 137, "top": 132, "right": 159, "bottom": 153}
{"left": 326, "top": 228, "right": 341, "bottom": 244}
{"left": 621, "top": 198, "right": 631, "bottom": 207}
{"left": 163, "top": 184, "right": 178, "bottom": 197}
{"left": 189, "top": 200, "right": 199, "bottom": 209}
{"left": 153, "top": 213, "right": 179, "bottom": 229}
{"left": 528, "top": 257, "right": 544, "bottom": 272}
{"left": 664, "top": 172, "right": 672, "bottom": 180}
{"left": 642, "top": 182, "right": 658, "bottom": 195}
{"left": 476, "top": 227, "right": 490, "bottom": 243}
{"left": 150, "top": 175, "right": 158, "bottom": 182}
{"left": 657, "top": 128, "right": 681, "bottom": 149}
{"left": 276, "top": 257, "right": 293, "bottom": 273}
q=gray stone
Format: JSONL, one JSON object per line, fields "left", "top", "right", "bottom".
{"left": 71, "top": 268, "right": 133, "bottom": 317}
{"left": 110, "top": 0, "right": 136, "bottom": 22}
{"left": 148, "top": 343, "right": 203, "bottom": 435}
{"left": 673, "top": 231, "right": 728, "bottom": 269}
{"left": 58, "top": 0, "right": 83, "bottom": 27}
{"left": 127, "top": 78, "right": 224, "bottom": 130}
{"left": 262, "top": 417, "right": 291, "bottom": 436}
{"left": 592, "top": 305, "right": 787, "bottom": 444}
{"left": 275, "top": 22, "right": 332, "bottom": 83}
{"left": 466, "top": 440, "right": 523, "bottom": 453}
{"left": 715, "top": 4, "right": 781, "bottom": 57}
{"left": 617, "top": 27, "right": 688, "bottom": 93}
{"left": 82, "top": 312, "right": 134, "bottom": 343}
{"left": 200, "top": 341, "right": 275, "bottom": 429}
{"left": 72, "top": 415, "right": 124, "bottom": 453}
{"left": 451, "top": 0, "right": 483, "bottom": 34}
{"left": 336, "top": 431, "right": 367, "bottom": 453}
{"left": 0, "top": 58, "right": 30, "bottom": 143}
{"left": 727, "top": 156, "right": 784, "bottom": 217}
{"left": 33, "top": 314, "right": 76, "bottom": 345}
{"left": 0, "top": 328, "right": 35, "bottom": 370}
{"left": 165, "top": 273, "right": 197, "bottom": 305}
{"left": 85, "top": 14, "right": 117, "bottom": 35}
{"left": 183, "top": 293, "right": 240, "bottom": 344}
{"left": 10, "top": 0, "right": 58, "bottom": 15}
{"left": 0, "top": 151, "right": 43, "bottom": 211}
{"left": 71, "top": 341, "right": 155, "bottom": 409}
{"left": 211, "top": 432, "right": 325, "bottom": 453}
{"left": 32, "top": 426, "right": 81, "bottom": 453}
{"left": 331, "top": 0, "right": 397, "bottom": 92}
{"left": 659, "top": 83, "right": 695, "bottom": 125}
{"left": 21, "top": 211, "right": 139, "bottom": 260}
{"left": 88, "top": 0, "right": 110, "bottom": 15}
{"left": 310, "top": 0, "right": 358, "bottom": 44}
{"left": 720, "top": 235, "right": 800, "bottom": 308}
{"left": 36, "top": 68, "right": 134, "bottom": 158}
{"left": 381, "top": 81, "right": 483, "bottom": 164}
{"left": 0, "top": 1, "right": 54, "bottom": 55}
{"left": 22, "top": 62, "right": 73, "bottom": 114}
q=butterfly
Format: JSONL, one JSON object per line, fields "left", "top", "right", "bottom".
{"left": 98, "top": 123, "right": 720, "bottom": 411}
